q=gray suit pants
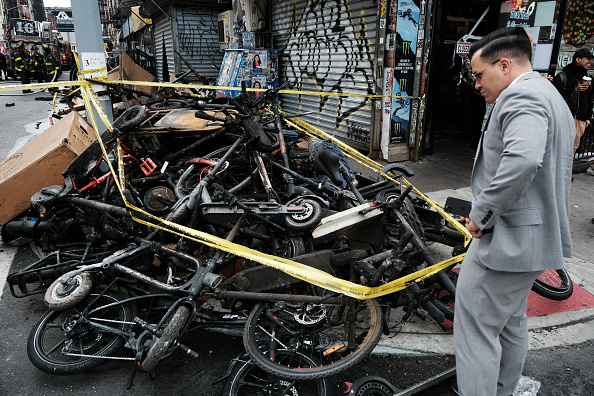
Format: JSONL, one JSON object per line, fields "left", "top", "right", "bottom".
{"left": 453, "top": 254, "right": 542, "bottom": 396}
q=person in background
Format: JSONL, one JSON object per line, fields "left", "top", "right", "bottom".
{"left": 13, "top": 42, "right": 31, "bottom": 93}
{"left": 551, "top": 48, "right": 593, "bottom": 174}
{"left": 253, "top": 54, "right": 261, "bottom": 68}
{"left": 453, "top": 27, "right": 574, "bottom": 396}
{"left": 253, "top": 80, "right": 262, "bottom": 97}
{"left": 0, "top": 51, "right": 7, "bottom": 81}
{"left": 30, "top": 45, "right": 45, "bottom": 84}
{"left": 43, "top": 45, "right": 60, "bottom": 83}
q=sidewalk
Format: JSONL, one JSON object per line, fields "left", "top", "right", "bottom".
{"left": 360, "top": 138, "right": 594, "bottom": 356}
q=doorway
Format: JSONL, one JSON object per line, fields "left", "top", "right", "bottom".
{"left": 424, "top": 0, "right": 498, "bottom": 155}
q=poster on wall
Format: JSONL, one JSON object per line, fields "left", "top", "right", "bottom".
{"left": 382, "top": 67, "right": 394, "bottom": 158}
{"left": 216, "top": 50, "right": 246, "bottom": 97}
{"left": 252, "top": 50, "right": 268, "bottom": 73}
{"left": 390, "top": 0, "right": 420, "bottom": 144}
{"left": 498, "top": 0, "right": 560, "bottom": 70}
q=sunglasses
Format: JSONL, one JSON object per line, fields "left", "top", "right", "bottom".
{"left": 471, "top": 59, "right": 501, "bottom": 81}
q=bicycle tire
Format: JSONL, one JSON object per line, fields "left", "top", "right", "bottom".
{"left": 69, "top": 66, "right": 78, "bottom": 81}
{"left": 189, "top": 144, "right": 254, "bottom": 196}
{"left": 351, "top": 379, "right": 394, "bottom": 396}
{"left": 112, "top": 105, "right": 147, "bottom": 131}
{"left": 27, "top": 291, "right": 134, "bottom": 375}
{"left": 274, "top": 235, "right": 306, "bottom": 259}
{"left": 243, "top": 298, "right": 383, "bottom": 380}
{"left": 148, "top": 99, "right": 188, "bottom": 111}
{"left": 532, "top": 269, "right": 573, "bottom": 300}
{"left": 221, "top": 352, "right": 334, "bottom": 396}
{"left": 141, "top": 305, "right": 191, "bottom": 372}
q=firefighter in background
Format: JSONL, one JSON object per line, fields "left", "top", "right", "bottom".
{"left": 43, "top": 45, "right": 60, "bottom": 82}
{"left": 14, "top": 42, "right": 31, "bottom": 93}
{"left": 0, "top": 51, "right": 7, "bottom": 81}
{"left": 30, "top": 45, "right": 45, "bottom": 84}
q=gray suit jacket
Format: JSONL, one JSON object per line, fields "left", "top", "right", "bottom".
{"left": 468, "top": 71, "right": 574, "bottom": 272}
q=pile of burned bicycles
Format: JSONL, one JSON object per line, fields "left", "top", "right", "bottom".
{"left": 2, "top": 84, "right": 573, "bottom": 396}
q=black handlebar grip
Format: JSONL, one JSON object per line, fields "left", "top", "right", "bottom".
{"left": 195, "top": 110, "right": 225, "bottom": 122}
{"left": 231, "top": 99, "right": 249, "bottom": 116}
{"left": 394, "top": 185, "right": 414, "bottom": 208}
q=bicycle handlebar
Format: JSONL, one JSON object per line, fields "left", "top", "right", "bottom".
{"left": 194, "top": 110, "right": 226, "bottom": 123}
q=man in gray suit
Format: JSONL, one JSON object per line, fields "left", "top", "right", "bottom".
{"left": 454, "top": 27, "right": 574, "bottom": 396}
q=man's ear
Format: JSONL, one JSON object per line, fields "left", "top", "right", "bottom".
{"left": 500, "top": 58, "right": 512, "bottom": 74}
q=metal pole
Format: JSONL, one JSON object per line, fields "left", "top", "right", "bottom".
{"left": 70, "top": 0, "right": 113, "bottom": 130}
{"left": 369, "top": 0, "right": 390, "bottom": 160}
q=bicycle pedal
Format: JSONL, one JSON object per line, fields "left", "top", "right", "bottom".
{"left": 177, "top": 343, "right": 199, "bottom": 359}
{"left": 134, "top": 317, "right": 158, "bottom": 333}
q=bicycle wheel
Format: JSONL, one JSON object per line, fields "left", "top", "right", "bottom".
{"left": 141, "top": 305, "right": 191, "bottom": 372}
{"left": 148, "top": 99, "right": 188, "bottom": 111}
{"left": 221, "top": 352, "right": 334, "bottom": 396}
{"left": 188, "top": 145, "right": 255, "bottom": 197}
{"left": 349, "top": 376, "right": 398, "bottom": 396}
{"left": 112, "top": 105, "right": 147, "bottom": 131}
{"left": 243, "top": 297, "right": 383, "bottom": 380}
{"left": 277, "top": 236, "right": 306, "bottom": 259}
{"left": 27, "top": 291, "right": 134, "bottom": 375}
{"left": 532, "top": 269, "right": 573, "bottom": 300}
{"left": 285, "top": 198, "right": 323, "bottom": 231}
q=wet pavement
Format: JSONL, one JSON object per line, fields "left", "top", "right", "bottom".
{"left": 1, "top": 88, "right": 593, "bottom": 394}
{"left": 351, "top": 135, "right": 594, "bottom": 395}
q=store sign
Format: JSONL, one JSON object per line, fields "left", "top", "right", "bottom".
{"left": 12, "top": 19, "right": 37, "bottom": 36}
{"left": 49, "top": 9, "right": 75, "bottom": 32}
{"left": 498, "top": 0, "right": 559, "bottom": 71}
{"left": 456, "top": 41, "right": 471, "bottom": 55}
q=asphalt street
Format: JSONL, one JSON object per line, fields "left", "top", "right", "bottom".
{"left": 1, "top": 76, "right": 593, "bottom": 395}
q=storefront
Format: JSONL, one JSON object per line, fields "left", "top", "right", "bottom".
{"left": 138, "top": 0, "right": 227, "bottom": 83}
{"left": 426, "top": 0, "right": 594, "bottom": 158}
{"left": 131, "top": 0, "right": 593, "bottom": 162}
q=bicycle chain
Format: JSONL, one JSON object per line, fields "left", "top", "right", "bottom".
{"left": 92, "top": 317, "right": 137, "bottom": 326}
{"left": 62, "top": 352, "right": 136, "bottom": 360}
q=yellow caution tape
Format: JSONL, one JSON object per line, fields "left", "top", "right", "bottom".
{"left": 1, "top": 75, "right": 419, "bottom": 101}
{"left": 6, "top": 53, "right": 469, "bottom": 299}
{"left": 89, "top": 78, "right": 423, "bottom": 101}
{"left": 122, "top": 200, "right": 466, "bottom": 299}
{"left": 79, "top": 88, "right": 466, "bottom": 299}
{"left": 0, "top": 80, "right": 82, "bottom": 92}
{"left": 79, "top": 66, "right": 108, "bottom": 75}
{"left": 284, "top": 117, "right": 471, "bottom": 244}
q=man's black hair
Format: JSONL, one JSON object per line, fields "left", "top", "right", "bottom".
{"left": 572, "top": 48, "right": 593, "bottom": 63}
{"left": 468, "top": 27, "right": 532, "bottom": 63}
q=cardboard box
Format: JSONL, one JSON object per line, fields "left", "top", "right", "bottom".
{"left": 0, "top": 112, "right": 96, "bottom": 224}
{"left": 108, "top": 52, "right": 157, "bottom": 94}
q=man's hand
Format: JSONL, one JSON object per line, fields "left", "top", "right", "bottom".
{"left": 460, "top": 216, "right": 484, "bottom": 239}
{"left": 577, "top": 81, "right": 590, "bottom": 91}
